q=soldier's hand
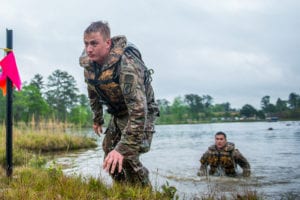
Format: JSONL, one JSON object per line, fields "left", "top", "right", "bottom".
{"left": 197, "top": 170, "right": 206, "bottom": 176}
{"left": 243, "top": 169, "right": 251, "bottom": 177}
{"left": 103, "top": 150, "right": 124, "bottom": 174}
{"left": 93, "top": 124, "right": 102, "bottom": 137}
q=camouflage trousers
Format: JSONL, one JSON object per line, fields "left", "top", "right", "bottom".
{"left": 102, "top": 115, "right": 152, "bottom": 186}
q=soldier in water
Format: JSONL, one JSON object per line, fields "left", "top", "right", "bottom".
{"left": 79, "top": 21, "right": 159, "bottom": 186}
{"left": 198, "top": 131, "right": 251, "bottom": 177}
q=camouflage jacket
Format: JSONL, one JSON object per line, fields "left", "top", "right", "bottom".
{"left": 199, "top": 142, "right": 251, "bottom": 177}
{"left": 79, "top": 36, "right": 159, "bottom": 151}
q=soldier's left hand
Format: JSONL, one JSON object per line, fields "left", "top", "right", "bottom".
{"left": 103, "top": 150, "right": 124, "bottom": 174}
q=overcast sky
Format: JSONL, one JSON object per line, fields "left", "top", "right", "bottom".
{"left": 1, "top": 0, "right": 299, "bottom": 109}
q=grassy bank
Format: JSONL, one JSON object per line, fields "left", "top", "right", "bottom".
{"left": 0, "top": 123, "right": 97, "bottom": 167}
{"left": 0, "top": 167, "right": 176, "bottom": 200}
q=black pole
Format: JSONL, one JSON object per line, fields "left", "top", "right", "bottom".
{"left": 6, "top": 29, "right": 13, "bottom": 177}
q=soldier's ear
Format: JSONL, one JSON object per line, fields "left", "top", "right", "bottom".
{"left": 105, "top": 39, "right": 111, "bottom": 49}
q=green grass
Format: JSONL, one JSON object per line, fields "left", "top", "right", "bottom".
{"left": 0, "top": 167, "right": 174, "bottom": 200}
{"left": 15, "top": 132, "right": 97, "bottom": 152}
{"left": 0, "top": 124, "right": 97, "bottom": 166}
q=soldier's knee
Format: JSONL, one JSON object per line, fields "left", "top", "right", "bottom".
{"left": 136, "top": 167, "right": 151, "bottom": 187}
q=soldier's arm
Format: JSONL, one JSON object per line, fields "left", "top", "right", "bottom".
{"left": 144, "top": 83, "right": 159, "bottom": 132}
{"left": 198, "top": 151, "right": 209, "bottom": 176}
{"left": 114, "top": 54, "right": 146, "bottom": 156}
{"left": 87, "top": 83, "right": 104, "bottom": 126}
{"left": 234, "top": 149, "right": 251, "bottom": 177}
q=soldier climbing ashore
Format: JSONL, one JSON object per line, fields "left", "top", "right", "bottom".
{"left": 79, "top": 21, "right": 159, "bottom": 186}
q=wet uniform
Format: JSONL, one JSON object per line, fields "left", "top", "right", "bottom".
{"left": 79, "top": 36, "right": 159, "bottom": 186}
{"left": 198, "top": 142, "right": 251, "bottom": 177}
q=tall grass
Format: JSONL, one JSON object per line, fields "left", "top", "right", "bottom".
{"left": 0, "top": 119, "right": 97, "bottom": 167}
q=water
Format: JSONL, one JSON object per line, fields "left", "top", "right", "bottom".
{"left": 50, "top": 121, "right": 300, "bottom": 199}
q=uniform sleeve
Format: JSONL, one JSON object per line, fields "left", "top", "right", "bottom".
{"left": 198, "top": 151, "right": 209, "bottom": 176}
{"left": 86, "top": 74, "right": 104, "bottom": 125}
{"left": 144, "top": 83, "right": 159, "bottom": 132}
{"left": 233, "top": 149, "right": 251, "bottom": 177}
{"left": 114, "top": 54, "right": 147, "bottom": 155}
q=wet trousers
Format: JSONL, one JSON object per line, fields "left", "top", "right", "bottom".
{"left": 102, "top": 115, "right": 151, "bottom": 186}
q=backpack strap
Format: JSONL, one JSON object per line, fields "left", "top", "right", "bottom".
{"left": 124, "top": 43, "right": 154, "bottom": 85}
{"left": 124, "top": 43, "right": 143, "bottom": 61}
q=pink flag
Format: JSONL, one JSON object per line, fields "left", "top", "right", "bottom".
{"left": 0, "top": 51, "right": 22, "bottom": 95}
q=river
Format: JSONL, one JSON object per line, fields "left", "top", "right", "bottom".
{"left": 50, "top": 121, "right": 300, "bottom": 199}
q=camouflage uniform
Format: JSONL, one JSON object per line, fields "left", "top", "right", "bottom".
{"left": 79, "top": 36, "right": 159, "bottom": 186}
{"left": 198, "top": 142, "right": 251, "bottom": 177}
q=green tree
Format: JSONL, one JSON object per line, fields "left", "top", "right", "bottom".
{"left": 211, "top": 104, "right": 224, "bottom": 112}
{"left": 261, "top": 95, "right": 276, "bottom": 114}
{"left": 69, "top": 94, "right": 93, "bottom": 126}
{"left": 256, "top": 110, "right": 265, "bottom": 119}
{"left": 78, "top": 94, "right": 90, "bottom": 107}
{"left": 14, "top": 84, "right": 50, "bottom": 123}
{"left": 211, "top": 102, "right": 231, "bottom": 112}
{"left": 202, "top": 95, "right": 213, "bottom": 118}
{"left": 202, "top": 95, "right": 213, "bottom": 109}
{"left": 69, "top": 105, "right": 91, "bottom": 127}
{"left": 275, "top": 98, "right": 288, "bottom": 112}
{"left": 156, "top": 98, "right": 171, "bottom": 124}
{"left": 261, "top": 95, "right": 270, "bottom": 110}
{"left": 240, "top": 104, "right": 257, "bottom": 118}
{"left": 222, "top": 102, "right": 232, "bottom": 118}
{"left": 30, "top": 73, "right": 44, "bottom": 93}
{"left": 184, "top": 94, "right": 203, "bottom": 121}
{"left": 45, "top": 70, "right": 79, "bottom": 122}
{"left": 288, "top": 92, "right": 300, "bottom": 110}
{"left": 170, "top": 96, "right": 188, "bottom": 123}
{"left": 223, "top": 102, "right": 231, "bottom": 113}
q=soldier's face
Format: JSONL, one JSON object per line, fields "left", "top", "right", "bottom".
{"left": 84, "top": 32, "right": 111, "bottom": 64}
{"left": 215, "top": 135, "right": 226, "bottom": 149}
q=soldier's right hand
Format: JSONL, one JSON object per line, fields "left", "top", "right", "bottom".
{"left": 243, "top": 169, "right": 251, "bottom": 177}
{"left": 93, "top": 124, "right": 102, "bottom": 137}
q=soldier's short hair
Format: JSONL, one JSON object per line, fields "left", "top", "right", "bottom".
{"left": 84, "top": 21, "right": 111, "bottom": 40}
{"left": 215, "top": 131, "right": 227, "bottom": 139}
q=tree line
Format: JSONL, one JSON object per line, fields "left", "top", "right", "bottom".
{"left": 156, "top": 93, "right": 300, "bottom": 124}
{"left": 0, "top": 69, "right": 299, "bottom": 126}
